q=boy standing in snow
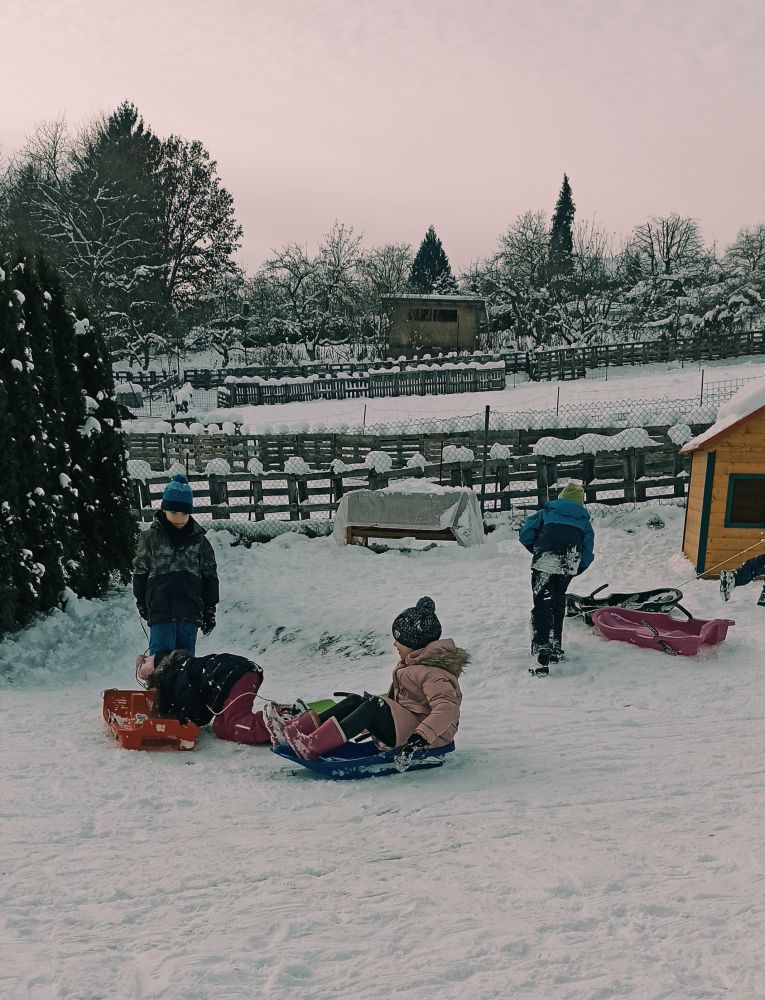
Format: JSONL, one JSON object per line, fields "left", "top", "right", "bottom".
{"left": 133, "top": 474, "right": 219, "bottom": 656}
{"left": 519, "top": 481, "right": 594, "bottom": 675}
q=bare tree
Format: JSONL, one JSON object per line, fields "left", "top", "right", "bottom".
{"left": 494, "top": 210, "right": 550, "bottom": 288}
{"left": 632, "top": 214, "right": 704, "bottom": 275}
{"left": 724, "top": 224, "right": 765, "bottom": 276}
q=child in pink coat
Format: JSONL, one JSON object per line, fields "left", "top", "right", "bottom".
{"left": 264, "top": 597, "right": 469, "bottom": 770}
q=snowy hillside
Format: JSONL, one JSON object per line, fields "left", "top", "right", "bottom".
{"left": 2, "top": 506, "right": 764, "bottom": 999}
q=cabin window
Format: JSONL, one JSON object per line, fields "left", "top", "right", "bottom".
{"left": 407, "top": 308, "right": 433, "bottom": 322}
{"left": 433, "top": 309, "right": 458, "bottom": 323}
{"left": 725, "top": 474, "right": 765, "bottom": 528}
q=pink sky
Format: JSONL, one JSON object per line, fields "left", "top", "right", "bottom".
{"left": 2, "top": 0, "right": 764, "bottom": 272}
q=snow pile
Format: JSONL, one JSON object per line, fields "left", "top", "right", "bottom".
{"left": 667, "top": 422, "right": 693, "bottom": 445}
{"left": 173, "top": 382, "right": 194, "bottom": 406}
{"left": 126, "top": 460, "right": 153, "bottom": 482}
{"left": 204, "top": 459, "right": 231, "bottom": 475}
{"left": 247, "top": 458, "right": 265, "bottom": 476}
{"left": 166, "top": 461, "right": 187, "bottom": 478}
{"left": 683, "top": 375, "right": 765, "bottom": 450}
{"left": 364, "top": 451, "right": 393, "bottom": 473}
{"left": 442, "top": 445, "right": 474, "bottom": 464}
{"left": 534, "top": 428, "right": 655, "bottom": 457}
{"left": 489, "top": 442, "right": 513, "bottom": 460}
{"left": 284, "top": 456, "right": 311, "bottom": 475}
{"left": 330, "top": 459, "right": 350, "bottom": 474}
{"left": 406, "top": 452, "right": 427, "bottom": 470}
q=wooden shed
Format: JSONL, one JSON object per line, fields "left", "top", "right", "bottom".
{"left": 681, "top": 385, "right": 765, "bottom": 577}
{"left": 382, "top": 294, "right": 488, "bottom": 357}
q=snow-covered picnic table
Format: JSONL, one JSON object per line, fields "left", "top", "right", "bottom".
{"left": 332, "top": 479, "right": 485, "bottom": 547}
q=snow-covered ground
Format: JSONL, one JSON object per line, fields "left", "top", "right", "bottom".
{"left": 2, "top": 506, "right": 764, "bottom": 999}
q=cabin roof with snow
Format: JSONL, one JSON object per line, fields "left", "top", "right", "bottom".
{"left": 681, "top": 378, "right": 765, "bottom": 453}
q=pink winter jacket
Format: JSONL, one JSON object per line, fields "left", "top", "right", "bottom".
{"left": 382, "top": 638, "right": 468, "bottom": 748}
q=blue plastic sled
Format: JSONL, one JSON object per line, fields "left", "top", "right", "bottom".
{"left": 272, "top": 739, "right": 456, "bottom": 780}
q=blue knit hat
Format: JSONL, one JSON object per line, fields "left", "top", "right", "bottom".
{"left": 162, "top": 474, "right": 193, "bottom": 513}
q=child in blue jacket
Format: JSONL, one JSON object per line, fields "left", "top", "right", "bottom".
{"left": 519, "top": 481, "right": 595, "bottom": 674}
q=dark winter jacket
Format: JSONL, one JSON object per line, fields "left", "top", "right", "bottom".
{"left": 132, "top": 512, "right": 219, "bottom": 625}
{"left": 519, "top": 499, "right": 594, "bottom": 575}
{"left": 151, "top": 650, "right": 262, "bottom": 726}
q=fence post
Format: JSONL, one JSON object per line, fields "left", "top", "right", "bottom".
{"left": 479, "top": 404, "right": 490, "bottom": 514}
{"left": 634, "top": 452, "right": 647, "bottom": 502}
{"left": 331, "top": 471, "right": 345, "bottom": 503}
{"left": 581, "top": 455, "right": 596, "bottom": 504}
{"left": 298, "top": 476, "right": 309, "bottom": 520}
{"left": 496, "top": 461, "right": 511, "bottom": 510}
{"left": 367, "top": 469, "right": 389, "bottom": 490}
{"left": 623, "top": 449, "right": 636, "bottom": 504}
{"left": 249, "top": 475, "right": 264, "bottom": 521}
{"left": 209, "top": 474, "right": 230, "bottom": 520}
{"left": 131, "top": 479, "right": 151, "bottom": 521}
{"left": 536, "top": 457, "right": 549, "bottom": 507}
{"left": 286, "top": 475, "right": 300, "bottom": 520}
{"left": 699, "top": 368, "right": 705, "bottom": 405}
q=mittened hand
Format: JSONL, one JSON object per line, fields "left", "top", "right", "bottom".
{"left": 394, "top": 733, "right": 429, "bottom": 773}
{"left": 201, "top": 607, "right": 216, "bottom": 636}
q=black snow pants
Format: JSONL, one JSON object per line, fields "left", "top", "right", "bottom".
{"left": 318, "top": 693, "right": 396, "bottom": 746}
{"left": 531, "top": 569, "right": 574, "bottom": 656}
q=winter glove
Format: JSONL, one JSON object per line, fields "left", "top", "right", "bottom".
{"left": 201, "top": 607, "right": 216, "bottom": 636}
{"left": 394, "top": 733, "right": 429, "bottom": 773}
{"left": 136, "top": 602, "right": 148, "bottom": 621}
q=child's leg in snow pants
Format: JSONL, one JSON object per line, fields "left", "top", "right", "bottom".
{"left": 318, "top": 694, "right": 396, "bottom": 746}
{"left": 733, "top": 553, "right": 765, "bottom": 587}
{"left": 531, "top": 571, "right": 573, "bottom": 654}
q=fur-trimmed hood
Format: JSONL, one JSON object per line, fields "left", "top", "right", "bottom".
{"left": 403, "top": 638, "right": 469, "bottom": 678}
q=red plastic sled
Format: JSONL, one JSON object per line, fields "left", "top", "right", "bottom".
{"left": 591, "top": 608, "right": 735, "bottom": 657}
{"left": 102, "top": 689, "right": 200, "bottom": 751}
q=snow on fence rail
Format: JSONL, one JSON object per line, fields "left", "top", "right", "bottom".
{"left": 124, "top": 414, "right": 710, "bottom": 474}
{"left": 129, "top": 443, "right": 691, "bottom": 525}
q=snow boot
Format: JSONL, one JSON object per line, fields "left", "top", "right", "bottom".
{"left": 720, "top": 570, "right": 736, "bottom": 602}
{"left": 262, "top": 702, "right": 301, "bottom": 747}
{"left": 287, "top": 716, "right": 346, "bottom": 761}
{"left": 529, "top": 647, "right": 551, "bottom": 676}
{"left": 280, "top": 709, "right": 321, "bottom": 748}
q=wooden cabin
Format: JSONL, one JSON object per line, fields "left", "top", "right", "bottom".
{"left": 681, "top": 394, "right": 765, "bottom": 576}
{"left": 382, "top": 294, "right": 487, "bottom": 357}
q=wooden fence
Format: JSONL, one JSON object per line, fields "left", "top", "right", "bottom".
{"left": 174, "top": 329, "right": 765, "bottom": 391}
{"left": 126, "top": 422, "right": 707, "bottom": 474}
{"left": 131, "top": 445, "right": 691, "bottom": 524}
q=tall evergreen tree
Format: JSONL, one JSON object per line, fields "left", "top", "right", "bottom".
{"left": 409, "top": 225, "right": 457, "bottom": 294}
{"left": 70, "top": 300, "right": 137, "bottom": 597}
{"left": 0, "top": 266, "right": 25, "bottom": 634}
{"left": 548, "top": 174, "right": 576, "bottom": 281}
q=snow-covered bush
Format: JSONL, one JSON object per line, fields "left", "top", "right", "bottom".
{"left": 667, "top": 423, "right": 693, "bottom": 445}
{"left": 489, "top": 443, "right": 513, "bottom": 460}
{"left": 247, "top": 458, "right": 265, "bottom": 476}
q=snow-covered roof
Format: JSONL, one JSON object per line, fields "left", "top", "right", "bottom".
{"left": 681, "top": 376, "right": 765, "bottom": 452}
{"left": 380, "top": 293, "right": 485, "bottom": 303}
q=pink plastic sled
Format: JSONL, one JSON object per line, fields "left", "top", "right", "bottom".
{"left": 591, "top": 608, "right": 735, "bottom": 656}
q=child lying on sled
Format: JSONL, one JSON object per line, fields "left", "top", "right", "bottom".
{"left": 136, "top": 649, "right": 272, "bottom": 744}
{"left": 262, "top": 596, "right": 469, "bottom": 772}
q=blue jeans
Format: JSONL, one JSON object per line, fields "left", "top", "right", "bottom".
{"left": 149, "top": 622, "right": 198, "bottom": 656}
{"left": 733, "top": 554, "right": 765, "bottom": 587}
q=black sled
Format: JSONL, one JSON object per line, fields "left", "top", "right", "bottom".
{"left": 565, "top": 584, "right": 689, "bottom": 625}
